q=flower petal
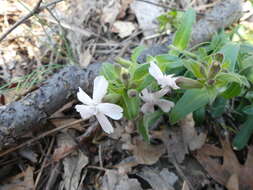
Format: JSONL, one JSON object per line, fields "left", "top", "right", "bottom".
{"left": 153, "top": 88, "right": 170, "bottom": 98}
{"left": 156, "top": 99, "right": 174, "bottom": 112}
{"left": 97, "top": 103, "right": 123, "bottom": 120}
{"left": 149, "top": 62, "right": 164, "bottom": 82}
{"left": 75, "top": 105, "right": 95, "bottom": 119}
{"left": 141, "top": 103, "right": 155, "bottom": 113}
{"left": 93, "top": 76, "right": 108, "bottom": 103}
{"left": 77, "top": 87, "right": 93, "bottom": 105}
{"left": 96, "top": 112, "right": 114, "bottom": 134}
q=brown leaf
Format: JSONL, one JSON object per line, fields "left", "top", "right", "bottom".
{"left": 101, "top": 0, "right": 121, "bottom": 24}
{"left": 152, "top": 127, "right": 188, "bottom": 163}
{"left": 101, "top": 170, "right": 143, "bottom": 190}
{"left": 182, "top": 181, "right": 190, "bottom": 190}
{"left": 136, "top": 167, "right": 178, "bottom": 190}
{"left": 226, "top": 174, "right": 239, "bottom": 190}
{"left": 180, "top": 114, "right": 206, "bottom": 151}
{"left": 132, "top": 138, "right": 165, "bottom": 165}
{"left": 195, "top": 136, "right": 253, "bottom": 190}
{"left": 111, "top": 21, "right": 136, "bottom": 38}
{"left": 0, "top": 166, "right": 34, "bottom": 190}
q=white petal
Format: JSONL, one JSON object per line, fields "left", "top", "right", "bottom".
{"left": 156, "top": 99, "right": 174, "bottom": 112}
{"left": 93, "top": 76, "right": 108, "bottom": 103}
{"left": 153, "top": 88, "right": 170, "bottom": 98}
{"left": 75, "top": 105, "right": 95, "bottom": 119}
{"left": 141, "top": 103, "right": 155, "bottom": 113}
{"left": 77, "top": 87, "right": 93, "bottom": 105}
{"left": 149, "top": 62, "right": 164, "bottom": 82}
{"left": 96, "top": 112, "right": 114, "bottom": 134}
{"left": 97, "top": 103, "right": 123, "bottom": 120}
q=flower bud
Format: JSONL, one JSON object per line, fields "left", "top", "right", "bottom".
{"left": 176, "top": 77, "right": 202, "bottom": 89}
{"left": 121, "top": 72, "right": 130, "bottom": 87}
{"left": 127, "top": 89, "right": 138, "bottom": 98}
{"left": 208, "top": 62, "right": 221, "bottom": 79}
{"left": 115, "top": 57, "right": 132, "bottom": 68}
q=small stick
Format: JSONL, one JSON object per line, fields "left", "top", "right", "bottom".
{"left": 0, "top": 119, "right": 84, "bottom": 157}
{"left": 0, "top": 0, "right": 64, "bottom": 42}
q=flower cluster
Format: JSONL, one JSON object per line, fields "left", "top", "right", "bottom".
{"left": 75, "top": 62, "right": 179, "bottom": 134}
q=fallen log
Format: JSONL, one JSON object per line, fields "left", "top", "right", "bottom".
{"left": 0, "top": 0, "right": 243, "bottom": 150}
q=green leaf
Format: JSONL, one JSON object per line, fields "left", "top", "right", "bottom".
{"left": 182, "top": 59, "right": 204, "bottom": 78}
{"left": 137, "top": 118, "right": 149, "bottom": 142}
{"left": 210, "top": 97, "right": 227, "bottom": 118}
{"left": 171, "top": 8, "right": 196, "bottom": 54}
{"left": 100, "top": 63, "right": 118, "bottom": 81}
{"left": 242, "top": 105, "right": 253, "bottom": 115}
{"left": 138, "top": 111, "right": 163, "bottom": 142}
{"left": 233, "top": 117, "right": 253, "bottom": 150}
{"left": 215, "top": 72, "right": 250, "bottom": 87}
{"left": 121, "top": 91, "right": 140, "bottom": 120}
{"left": 133, "top": 63, "right": 149, "bottom": 81}
{"left": 136, "top": 75, "right": 154, "bottom": 91}
{"left": 131, "top": 46, "right": 146, "bottom": 63}
{"left": 170, "top": 88, "right": 210, "bottom": 124}
{"left": 221, "top": 82, "right": 241, "bottom": 99}
{"left": 193, "top": 107, "right": 205, "bottom": 125}
{"left": 219, "top": 42, "right": 240, "bottom": 72}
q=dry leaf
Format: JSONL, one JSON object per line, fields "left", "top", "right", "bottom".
{"left": 79, "top": 47, "right": 93, "bottom": 68}
{"left": 180, "top": 114, "right": 206, "bottom": 151}
{"left": 118, "top": 0, "right": 134, "bottom": 18}
{"left": 137, "top": 167, "right": 178, "bottom": 190}
{"left": 57, "top": 133, "right": 89, "bottom": 190}
{"left": 101, "top": 0, "right": 121, "bottom": 24}
{"left": 195, "top": 135, "right": 253, "bottom": 190}
{"left": 226, "top": 174, "right": 239, "bottom": 190}
{"left": 132, "top": 138, "right": 165, "bottom": 165}
{"left": 130, "top": 0, "right": 164, "bottom": 36}
{"left": 101, "top": 170, "right": 143, "bottom": 190}
{"left": 112, "top": 21, "right": 136, "bottom": 38}
{"left": 182, "top": 181, "right": 190, "bottom": 190}
{"left": 0, "top": 166, "right": 35, "bottom": 190}
{"left": 152, "top": 127, "right": 188, "bottom": 163}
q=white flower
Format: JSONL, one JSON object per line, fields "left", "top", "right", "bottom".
{"left": 75, "top": 76, "right": 123, "bottom": 134}
{"left": 149, "top": 62, "right": 180, "bottom": 90}
{"left": 140, "top": 88, "right": 175, "bottom": 113}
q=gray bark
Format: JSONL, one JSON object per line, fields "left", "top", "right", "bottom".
{"left": 0, "top": 0, "right": 243, "bottom": 150}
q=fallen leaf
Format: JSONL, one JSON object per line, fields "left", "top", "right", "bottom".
{"left": 112, "top": 21, "right": 136, "bottom": 38}
{"left": 0, "top": 166, "right": 34, "bottom": 190}
{"left": 57, "top": 133, "right": 89, "bottom": 190}
{"left": 195, "top": 135, "right": 253, "bottom": 190}
{"left": 79, "top": 47, "right": 93, "bottom": 68}
{"left": 130, "top": 0, "right": 164, "bottom": 36}
{"left": 152, "top": 126, "right": 188, "bottom": 163}
{"left": 226, "top": 174, "right": 239, "bottom": 190}
{"left": 137, "top": 167, "right": 178, "bottom": 190}
{"left": 180, "top": 113, "right": 206, "bottom": 151}
{"left": 182, "top": 181, "right": 190, "bottom": 190}
{"left": 118, "top": 0, "right": 134, "bottom": 18}
{"left": 132, "top": 138, "right": 165, "bottom": 165}
{"left": 101, "top": 0, "right": 121, "bottom": 24}
{"left": 101, "top": 170, "right": 143, "bottom": 190}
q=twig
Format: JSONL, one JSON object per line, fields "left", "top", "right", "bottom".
{"left": 0, "top": 0, "right": 64, "bottom": 42}
{"left": 0, "top": 119, "right": 84, "bottom": 158}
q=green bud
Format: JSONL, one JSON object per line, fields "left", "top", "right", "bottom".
{"left": 121, "top": 72, "right": 130, "bottom": 87}
{"left": 103, "top": 93, "right": 121, "bottom": 103}
{"left": 129, "top": 82, "right": 137, "bottom": 89}
{"left": 207, "top": 79, "right": 215, "bottom": 85}
{"left": 208, "top": 62, "right": 221, "bottom": 79}
{"left": 176, "top": 77, "right": 203, "bottom": 89}
{"left": 127, "top": 89, "right": 138, "bottom": 98}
